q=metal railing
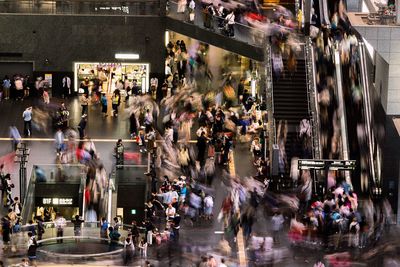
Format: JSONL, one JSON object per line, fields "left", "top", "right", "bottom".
{"left": 0, "top": 0, "right": 162, "bottom": 16}
{"left": 264, "top": 41, "right": 276, "bottom": 168}
{"left": 167, "top": 0, "right": 273, "bottom": 48}
{"left": 359, "top": 42, "right": 381, "bottom": 188}
{"left": 305, "top": 37, "right": 321, "bottom": 160}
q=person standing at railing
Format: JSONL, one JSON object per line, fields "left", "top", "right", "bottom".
{"left": 225, "top": 10, "right": 235, "bottom": 37}
{"left": 54, "top": 213, "right": 66, "bottom": 243}
{"left": 123, "top": 233, "right": 135, "bottom": 265}
{"left": 27, "top": 232, "right": 38, "bottom": 267}
{"left": 100, "top": 217, "right": 109, "bottom": 241}
{"left": 72, "top": 215, "right": 84, "bottom": 243}
{"left": 177, "top": 0, "right": 187, "bottom": 14}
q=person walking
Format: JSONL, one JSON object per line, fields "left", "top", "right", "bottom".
{"left": 27, "top": 232, "right": 38, "bottom": 267}
{"left": 123, "top": 234, "right": 135, "bottom": 265}
{"left": 80, "top": 93, "right": 89, "bottom": 115}
{"left": 112, "top": 91, "right": 121, "bottom": 117}
{"left": 101, "top": 93, "right": 108, "bottom": 117}
{"left": 197, "top": 132, "right": 208, "bottom": 166}
{"left": 348, "top": 217, "right": 360, "bottom": 248}
{"left": 108, "top": 226, "right": 121, "bottom": 251}
{"left": 100, "top": 217, "right": 109, "bottom": 241}
{"left": 78, "top": 114, "right": 87, "bottom": 140}
{"left": 2, "top": 76, "right": 11, "bottom": 100}
{"left": 72, "top": 215, "right": 84, "bottom": 243}
{"left": 271, "top": 212, "right": 284, "bottom": 244}
{"left": 22, "top": 106, "right": 33, "bottom": 137}
{"left": 225, "top": 10, "right": 235, "bottom": 37}
{"left": 54, "top": 213, "right": 66, "bottom": 243}
{"left": 138, "top": 237, "right": 148, "bottom": 258}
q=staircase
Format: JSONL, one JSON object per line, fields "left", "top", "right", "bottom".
{"left": 273, "top": 58, "right": 309, "bottom": 177}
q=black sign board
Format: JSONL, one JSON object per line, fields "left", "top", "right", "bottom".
{"left": 298, "top": 159, "right": 356, "bottom": 171}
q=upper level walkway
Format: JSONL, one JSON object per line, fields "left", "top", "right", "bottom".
{"left": 166, "top": 1, "right": 266, "bottom": 61}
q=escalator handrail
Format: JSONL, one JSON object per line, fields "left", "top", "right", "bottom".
{"left": 333, "top": 44, "right": 353, "bottom": 187}
{"left": 305, "top": 37, "right": 322, "bottom": 159}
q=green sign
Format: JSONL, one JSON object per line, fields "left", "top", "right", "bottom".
{"left": 131, "top": 209, "right": 136, "bottom": 215}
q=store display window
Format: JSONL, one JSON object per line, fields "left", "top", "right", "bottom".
{"left": 74, "top": 62, "right": 149, "bottom": 95}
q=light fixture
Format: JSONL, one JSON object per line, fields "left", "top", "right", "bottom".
{"left": 115, "top": 53, "right": 139, "bottom": 60}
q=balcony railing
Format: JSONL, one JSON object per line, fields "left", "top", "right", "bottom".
{"left": 0, "top": 0, "right": 161, "bottom": 16}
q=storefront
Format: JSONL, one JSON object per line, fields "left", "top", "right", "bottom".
{"left": 33, "top": 183, "right": 83, "bottom": 222}
{"left": 74, "top": 62, "right": 150, "bottom": 94}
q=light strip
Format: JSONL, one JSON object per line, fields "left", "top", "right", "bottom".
{"left": 115, "top": 53, "right": 139, "bottom": 59}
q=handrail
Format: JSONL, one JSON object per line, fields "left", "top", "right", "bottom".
{"left": 305, "top": 37, "right": 321, "bottom": 159}
{"left": 359, "top": 42, "right": 379, "bottom": 186}
{"left": 333, "top": 44, "right": 352, "bottom": 187}
{"left": 264, "top": 40, "right": 275, "bottom": 168}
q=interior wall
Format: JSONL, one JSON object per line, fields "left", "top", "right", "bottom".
{"left": 374, "top": 52, "right": 389, "bottom": 113}
{"left": 0, "top": 14, "right": 165, "bottom": 79}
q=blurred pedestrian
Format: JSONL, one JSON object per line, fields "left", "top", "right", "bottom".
{"left": 54, "top": 213, "right": 66, "bottom": 243}
{"left": 271, "top": 212, "right": 284, "bottom": 244}
{"left": 22, "top": 106, "right": 32, "bottom": 137}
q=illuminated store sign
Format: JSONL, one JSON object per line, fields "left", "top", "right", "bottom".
{"left": 42, "top": 198, "right": 73, "bottom": 205}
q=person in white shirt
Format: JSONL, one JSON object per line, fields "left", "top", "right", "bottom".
{"left": 54, "top": 213, "right": 67, "bottom": 243}
{"left": 189, "top": 0, "right": 195, "bottom": 12}
{"left": 22, "top": 107, "right": 33, "bottom": 137}
{"left": 166, "top": 203, "right": 176, "bottom": 219}
{"left": 225, "top": 11, "right": 235, "bottom": 37}
{"left": 165, "top": 64, "right": 172, "bottom": 76}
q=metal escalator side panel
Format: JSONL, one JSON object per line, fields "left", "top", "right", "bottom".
{"left": 305, "top": 37, "right": 322, "bottom": 160}
{"left": 21, "top": 166, "right": 37, "bottom": 225}
{"left": 358, "top": 42, "right": 378, "bottom": 185}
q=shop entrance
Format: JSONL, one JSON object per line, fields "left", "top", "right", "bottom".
{"left": 74, "top": 62, "right": 149, "bottom": 95}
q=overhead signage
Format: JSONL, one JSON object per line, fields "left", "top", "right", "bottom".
{"left": 298, "top": 159, "right": 356, "bottom": 171}
{"left": 41, "top": 198, "right": 73, "bottom": 206}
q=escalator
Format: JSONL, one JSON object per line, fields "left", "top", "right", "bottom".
{"left": 271, "top": 45, "right": 310, "bottom": 180}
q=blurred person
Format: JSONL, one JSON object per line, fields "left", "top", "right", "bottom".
{"left": 225, "top": 10, "right": 235, "bottom": 37}
{"left": 80, "top": 93, "right": 89, "bottom": 115}
{"left": 36, "top": 216, "right": 45, "bottom": 243}
{"left": 58, "top": 102, "right": 69, "bottom": 130}
{"left": 271, "top": 212, "right": 284, "bottom": 244}
{"left": 77, "top": 114, "right": 87, "bottom": 140}
{"left": 72, "top": 215, "right": 84, "bottom": 242}
{"left": 348, "top": 217, "right": 360, "bottom": 247}
{"left": 42, "top": 88, "right": 50, "bottom": 104}
{"left": 27, "top": 232, "right": 38, "bottom": 267}
{"left": 123, "top": 234, "right": 135, "bottom": 265}
{"left": 54, "top": 128, "right": 65, "bottom": 156}
{"left": 11, "top": 196, "right": 22, "bottom": 217}
{"left": 54, "top": 213, "right": 66, "bottom": 243}
{"left": 138, "top": 237, "right": 148, "bottom": 258}
{"left": 1, "top": 216, "right": 11, "bottom": 251}
{"left": 177, "top": 0, "right": 187, "bottom": 13}
{"left": 100, "top": 217, "right": 109, "bottom": 241}
{"left": 112, "top": 90, "right": 121, "bottom": 117}
{"left": 22, "top": 106, "right": 33, "bottom": 137}
{"left": 101, "top": 93, "right": 108, "bottom": 117}
{"left": 2, "top": 75, "right": 11, "bottom": 100}
{"left": 197, "top": 131, "right": 208, "bottom": 166}
{"left": 9, "top": 126, "right": 21, "bottom": 151}
{"left": 108, "top": 226, "right": 121, "bottom": 251}
{"left": 115, "top": 139, "right": 124, "bottom": 167}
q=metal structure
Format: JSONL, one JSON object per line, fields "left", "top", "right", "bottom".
{"left": 14, "top": 142, "right": 29, "bottom": 204}
{"left": 305, "top": 37, "right": 321, "bottom": 160}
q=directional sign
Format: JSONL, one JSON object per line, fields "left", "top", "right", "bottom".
{"left": 298, "top": 159, "right": 356, "bottom": 171}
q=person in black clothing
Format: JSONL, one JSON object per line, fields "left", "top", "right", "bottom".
{"left": 78, "top": 114, "right": 87, "bottom": 140}
{"left": 196, "top": 132, "right": 208, "bottom": 167}
{"left": 72, "top": 215, "right": 84, "bottom": 242}
{"left": 130, "top": 221, "right": 140, "bottom": 245}
{"left": 237, "top": 77, "right": 245, "bottom": 104}
{"left": 36, "top": 217, "right": 45, "bottom": 244}
{"left": 1, "top": 217, "right": 11, "bottom": 250}
{"left": 109, "top": 226, "right": 121, "bottom": 251}
{"left": 129, "top": 112, "right": 138, "bottom": 138}
{"left": 27, "top": 232, "right": 38, "bottom": 267}
{"left": 171, "top": 214, "right": 181, "bottom": 242}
